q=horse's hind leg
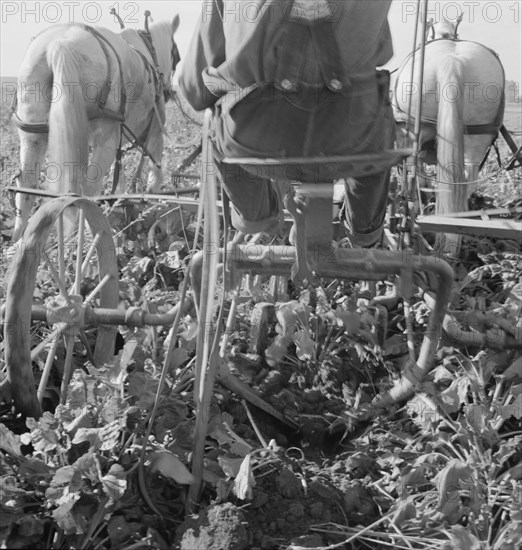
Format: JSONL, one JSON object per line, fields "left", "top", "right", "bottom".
{"left": 145, "top": 156, "right": 163, "bottom": 194}
{"left": 464, "top": 135, "right": 493, "bottom": 185}
{"left": 143, "top": 118, "right": 164, "bottom": 193}
{"left": 86, "top": 121, "right": 121, "bottom": 196}
{"left": 12, "top": 131, "right": 48, "bottom": 241}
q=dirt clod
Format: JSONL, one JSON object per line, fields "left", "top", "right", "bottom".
{"left": 176, "top": 503, "right": 248, "bottom": 550}
{"left": 276, "top": 468, "right": 303, "bottom": 498}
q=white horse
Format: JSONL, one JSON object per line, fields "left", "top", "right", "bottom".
{"left": 12, "top": 15, "right": 181, "bottom": 240}
{"left": 392, "top": 18, "right": 505, "bottom": 218}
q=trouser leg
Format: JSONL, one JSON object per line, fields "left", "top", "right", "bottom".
{"left": 341, "top": 171, "right": 391, "bottom": 247}
{"left": 340, "top": 98, "right": 396, "bottom": 247}
{"left": 214, "top": 157, "right": 284, "bottom": 234}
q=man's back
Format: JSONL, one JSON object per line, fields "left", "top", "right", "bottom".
{"left": 179, "top": 0, "right": 393, "bottom": 110}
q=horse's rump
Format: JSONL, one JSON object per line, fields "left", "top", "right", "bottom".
{"left": 393, "top": 39, "right": 505, "bottom": 139}
{"left": 16, "top": 24, "right": 139, "bottom": 128}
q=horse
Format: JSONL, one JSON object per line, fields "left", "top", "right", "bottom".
{"left": 392, "top": 18, "right": 505, "bottom": 227}
{"left": 11, "top": 14, "right": 181, "bottom": 241}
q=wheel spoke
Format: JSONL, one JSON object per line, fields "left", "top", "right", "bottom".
{"left": 43, "top": 250, "right": 69, "bottom": 300}
{"left": 57, "top": 213, "right": 65, "bottom": 283}
{"left": 83, "top": 273, "right": 111, "bottom": 304}
{"left": 31, "top": 323, "right": 68, "bottom": 361}
{"left": 73, "top": 209, "right": 86, "bottom": 295}
{"left": 37, "top": 334, "right": 61, "bottom": 404}
{"left": 60, "top": 334, "right": 75, "bottom": 405}
{"left": 79, "top": 233, "right": 101, "bottom": 283}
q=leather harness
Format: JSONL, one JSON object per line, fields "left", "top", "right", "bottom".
{"left": 12, "top": 24, "right": 129, "bottom": 132}
{"left": 11, "top": 24, "right": 179, "bottom": 162}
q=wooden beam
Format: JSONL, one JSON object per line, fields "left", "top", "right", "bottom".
{"left": 417, "top": 215, "right": 521, "bottom": 240}
{"left": 435, "top": 207, "right": 522, "bottom": 219}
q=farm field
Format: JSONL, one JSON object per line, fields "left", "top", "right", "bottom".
{"left": 0, "top": 85, "right": 521, "bottom": 550}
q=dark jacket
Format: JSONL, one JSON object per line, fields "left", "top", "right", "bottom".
{"left": 179, "top": 0, "right": 394, "bottom": 111}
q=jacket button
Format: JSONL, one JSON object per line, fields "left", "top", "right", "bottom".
{"left": 281, "top": 79, "right": 296, "bottom": 91}
{"left": 329, "top": 79, "right": 343, "bottom": 91}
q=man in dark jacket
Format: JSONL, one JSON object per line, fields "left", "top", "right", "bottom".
{"left": 179, "top": 0, "right": 395, "bottom": 246}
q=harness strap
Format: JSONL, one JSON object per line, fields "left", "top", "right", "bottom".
{"left": 78, "top": 24, "right": 126, "bottom": 119}
{"left": 121, "top": 122, "right": 162, "bottom": 170}
{"left": 396, "top": 113, "right": 504, "bottom": 137}
{"left": 465, "top": 123, "right": 504, "bottom": 136}
{"left": 137, "top": 29, "right": 163, "bottom": 107}
{"left": 138, "top": 30, "right": 160, "bottom": 75}
{"left": 12, "top": 103, "right": 125, "bottom": 134}
{"left": 133, "top": 47, "right": 162, "bottom": 107}
{"left": 12, "top": 110, "right": 49, "bottom": 133}
{"left": 93, "top": 109, "right": 125, "bottom": 122}
{"left": 111, "top": 127, "right": 125, "bottom": 194}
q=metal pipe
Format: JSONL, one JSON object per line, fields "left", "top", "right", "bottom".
{"left": 193, "top": 245, "right": 455, "bottom": 281}
{"left": 405, "top": 0, "right": 422, "bottom": 143}
{"left": 372, "top": 256, "right": 453, "bottom": 409}
{"left": 30, "top": 299, "right": 194, "bottom": 327}
{"left": 228, "top": 245, "right": 450, "bottom": 278}
{"left": 422, "top": 291, "right": 522, "bottom": 350}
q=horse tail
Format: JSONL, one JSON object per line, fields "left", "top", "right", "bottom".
{"left": 436, "top": 55, "right": 466, "bottom": 216}
{"left": 46, "top": 40, "right": 88, "bottom": 194}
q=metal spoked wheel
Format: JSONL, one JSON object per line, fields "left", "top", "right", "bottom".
{"left": 3, "top": 196, "right": 119, "bottom": 418}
